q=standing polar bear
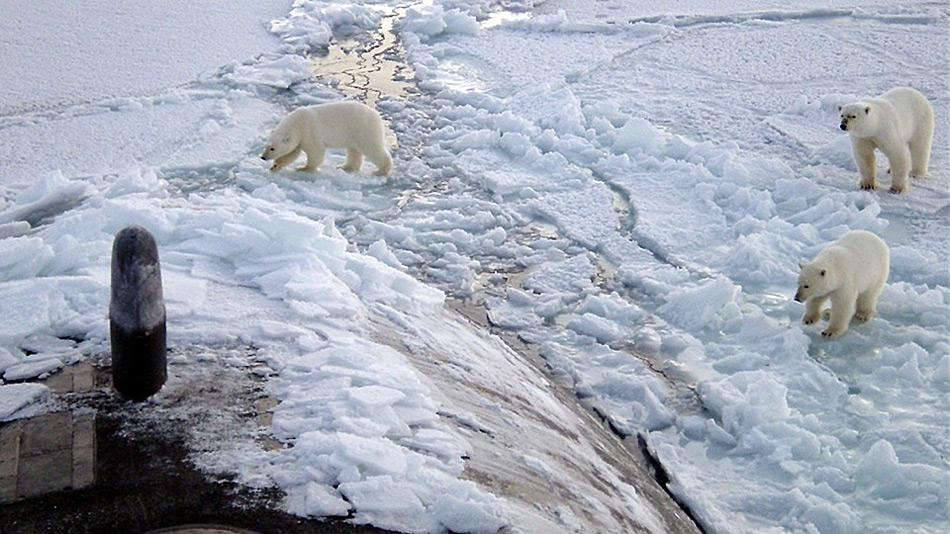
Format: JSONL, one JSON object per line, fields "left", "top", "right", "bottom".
{"left": 794, "top": 230, "right": 890, "bottom": 338}
{"left": 838, "top": 87, "right": 933, "bottom": 193}
{"left": 262, "top": 101, "right": 392, "bottom": 176}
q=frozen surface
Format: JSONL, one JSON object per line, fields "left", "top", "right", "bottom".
{"left": 383, "top": 1, "right": 949, "bottom": 532}
{"left": 0, "top": 0, "right": 290, "bottom": 115}
{"left": 0, "top": 383, "right": 51, "bottom": 421}
{"left": 0, "top": 0, "right": 948, "bottom": 533}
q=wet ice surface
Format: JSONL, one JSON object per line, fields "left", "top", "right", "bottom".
{"left": 0, "top": 354, "right": 394, "bottom": 533}
{"left": 0, "top": 0, "right": 948, "bottom": 533}
{"left": 310, "top": 3, "right": 418, "bottom": 107}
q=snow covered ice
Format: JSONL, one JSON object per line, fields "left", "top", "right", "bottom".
{"left": 0, "top": 0, "right": 948, "bottom": 533}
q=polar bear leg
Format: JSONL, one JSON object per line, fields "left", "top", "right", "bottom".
{"left": 364, "top": 144, "right": 392, "bottom": 177}
{"left": 823, "top": 292, "right": 856, "bottom": 338}
{"left": 340, "top": 148, "right": 364, "bottom": 173}
{"left": 854, "top": 290, "right": 880, "bottom": 322}
{"left": 886, "top": 145, "right": 912, "bottom": 194}
{"left": 803, "top": 295, "right": 827, "bottom": 325}
{"left": 909, "top": 127, "right": 933, "bottom": 178}
{"left": 852, "top": 138, "right": 877, "bottom": 190}
{"left": 297, "top": 146, "right": 325, "bottom": 172}
{"left": 271, "top": 146, "right": 302, "bottom": 172}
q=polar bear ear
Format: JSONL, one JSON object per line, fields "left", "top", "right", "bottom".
{"left": 819, "top": 269, "right": 826, "bottom": 277}
{"left": 837, "top": 105, "right": 842, "bottom": 112}
{"left": 863, "top": 107, "right": 870, "bottom": 115}
{"left": 798, "top": 260, "right": 806, "bottom": 269}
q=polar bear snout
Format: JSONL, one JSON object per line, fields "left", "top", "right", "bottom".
{"left": 793, "top": 291, "right": 804, "bottom": 303}
{"left": 839, "top": 121, "right": 849, "bottom": 131}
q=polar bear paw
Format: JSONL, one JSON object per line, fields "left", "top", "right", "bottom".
{"left": 821, "top": 327, "right": 845, "bottom": 338}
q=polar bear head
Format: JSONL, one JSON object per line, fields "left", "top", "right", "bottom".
{"left": 261, "top": 131, "right": 298, "bottom": 161}
{"left": 794, "top": 260, "right": 835, "bottom": 302}
{"left": 837, "top": 102, "right": 873, "bottom": 135}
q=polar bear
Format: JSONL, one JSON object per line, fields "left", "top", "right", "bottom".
{"left": 794, "top": 230, "right": 889, "bottom": 338}
{"left": 838, "top": 87, "right": 933, "bottom": 193}
{"left": 262, "top": 101, "right": 392, "bottom": 176}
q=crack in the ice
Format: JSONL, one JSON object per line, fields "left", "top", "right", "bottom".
{"left": 302, "top": 8, "right": 723, "bottom": 530}
{"left": 311, "top": 2, "right": 417, "bottom": 107}
{"left": 624, "top": 7, "right": 939, "bottom": 30}
{"left": 637, "top": 434, "right": 708, "bottom": 534}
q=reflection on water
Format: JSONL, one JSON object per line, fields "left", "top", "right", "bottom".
{"left": 0, "top": 410, "right": 96, "bottom": 503}
{"left": 311, "top": 4, "right": 531, "bottom": 99}
{"left": 312, "top": 4, "right": 418, "bottom": 106}
{"left": 313, "top": 38, "right": 414, "bottom": 107}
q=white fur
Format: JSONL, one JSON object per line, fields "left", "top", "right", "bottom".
{"left": 794, "top": 230, "right": 889, "bottom": 338}
{"left": 262, "top": 101, "right": 392, "bottom": 176}
{"left": 838, "top": 87, "right": 934, "bottom": 193}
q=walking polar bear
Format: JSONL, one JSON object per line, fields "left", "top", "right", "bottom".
{"left": 794, "top": 230, "right": 890, "bottom": 338}
{"left": 838, "top": 87, "right": 934, "bottom": 194}
{"left": 262, "top": 101, "right": 392, "bottom": 176}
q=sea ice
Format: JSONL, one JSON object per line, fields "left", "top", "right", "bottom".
{"left": 0, "top": 0, "right": 947, "bottom": 533}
